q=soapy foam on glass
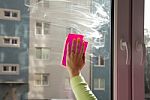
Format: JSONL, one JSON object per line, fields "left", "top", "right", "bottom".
{"left": 62, "top": 33, "right": 88, "bottom": 67}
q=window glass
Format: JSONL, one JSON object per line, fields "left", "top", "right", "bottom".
{"left": 12, "top": 39, "right": 18, "bottom": 44}
{"left": 42, "top": 74, "right": 49, "bottom": 85}
{"left": 144, "top": 0, "right": 150, "bottom": 99}
{"left": 11, "top": 66, "right": 17, "bottom": 71}
{"left": 4, "top": 11, "right": 10, "bottom": 17}
{"left": 42, "top": 48, "right": 50, "bottom": 59}
{"left": 94, "top": 78, "right": 105, "bottom": 90}
{"left": 4, "top": 38, "right": 10, "bottom": 44}
{"left": 0, "top": 0, "right": 112, "bottom": 99}
{"left": 36, "top": 47, "right": 42, "bottom": 59}
{"left": 35, "top": 73, "right": 49, "bottom": 86}
{"left": 3, "top": 66, "right": 9, "bottom": 71}
{"left": 12, "top": 12, "right": 18, "bottom": 17}
{"left": 44, "top": 22, "right": 50, "bottom": 34}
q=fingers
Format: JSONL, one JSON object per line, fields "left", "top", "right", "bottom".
{"left": 71, "top": 39, "right": 76, "bottom": 57}
{"left": 80, "top": 42, "right": 84, "bottom": 55}
{"left": 75, "top": 38, "right": 80, "bottom": 55}
{"left": 67, "top": 42, "right": 70, "bottom": 57}
{"left": 79, "top": 41, "right": 85, "bottom": 62}
{"left": 82, "top": 53, "right": 85, "bottom": 63}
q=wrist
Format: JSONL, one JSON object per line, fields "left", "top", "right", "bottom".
{"left": 69, "top": 71, "right": 80, "bottom": 78}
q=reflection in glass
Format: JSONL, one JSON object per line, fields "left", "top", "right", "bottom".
{"left": 0, "top": 0, "right": 111, "bottom": 99}
{"left": 144, "top": 0, "right": 150, "bottom": 99}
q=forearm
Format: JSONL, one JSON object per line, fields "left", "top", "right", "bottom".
{"left": 70, "top": 74, "right": 97, "bottom": 100}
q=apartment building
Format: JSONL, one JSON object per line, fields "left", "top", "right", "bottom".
{"left": 27, "top": 0, "right": 91, "bottom": 99}
{"left": 0, "top": 0, "right": 29, "bottom": 99}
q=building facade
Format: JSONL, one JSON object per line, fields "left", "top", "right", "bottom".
{"left": 0, "top": 0, "right": 29, "bottom": 99}
{"left": 27, "top": 0, "right": 91, "bottom": 99}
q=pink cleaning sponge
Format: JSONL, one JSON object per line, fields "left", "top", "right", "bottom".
{"left": 61, "top": 33, "right": 88, "bottom": 67}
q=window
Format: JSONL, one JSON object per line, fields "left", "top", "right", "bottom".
{"left": 0, "top": 8, "right": 20, "bottom": 20}
{"left": 1, "top": 64, "right": 19, "bottom": 74}
{"left": 4, "top": 38, "right": 10, "bottom": 44}
{"left": 12, "top": 12, "right": 18, "bottom": 17}
{"left": 4, "top": 11, "right": 19, "bottom": 18}
{"left": 12, "top": 39, "right": 18, "bottom": 44}
{"left": 0, "top": 0, "right": 112, "bottom": 99}
{"left": 35, "top": 47, "right": 50, "bottom": 59}
{"left": 94, "top": 56, "right": 105, "bottom": 67}
{"left": 2, "top": 37, "right": 20, "bottom": 47}
{"left": 35, "top": 73, "right": 49, "bottom": 86}
{"left": 145, "top": 0, "right": 150, "bottom": 99}
{"left": 4, "top": 11, "right": 10, "bottom": 17}
{"left": 3, "top": 66, "right": 9, "bottom": 72}
{"left": 36, "top": 22, "right": 50, "bottom": 35}
{"left": 94, "top": 78, "right": 105, "bottom": 90}
{"left": 36, "top": 22, "right": 42, "bottom": 34}
{"left": 11, "top": 66, "right": 17, "bottom": 71}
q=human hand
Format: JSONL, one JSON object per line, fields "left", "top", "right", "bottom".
{"left": 66, "top": 38, "right": 85, "bottom": 78}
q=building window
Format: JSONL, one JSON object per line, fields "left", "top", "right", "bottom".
{"left": 1, "top": 8, "right": 20, "bottom": 20}
{"left": 94, "top": 56, "right": 105, "bottom": 67}
{"left": 36, "top": 21, "right": 50, "bottom": 35}
{"left": 4, "top": 11, "right": 11, "bottom": 17}
{"left": 1, "top": 64, "right": 19, "bottom": 74}
{"left": 44, "top": 23, "right": 50, "bottom": 35}
{"left": 35, "top": 73, "right": 49, "bottom": 86}
{"left": 94, "top": 78, "right": 105, "bottom": 90}
{"left": 12, "top": 39, "right": 18, "bottom": 44}
{"left": 11, "top": 66, "right": 17, "bottom": 71}
{"left": 4, "top": 38, "right": 10, "bottom": 44}
{"left": 2, "top": 37, "right": 20, "bottom": 47}
{"left": 3, "top": 66, "right": 9, "bottom": 72}
{"left": 12, "top": 12, "right": 18, "bottom": 17}
{"left": 35, "top": 47, "right": 50, "bottom": 60}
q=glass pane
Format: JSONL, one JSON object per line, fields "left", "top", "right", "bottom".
{"left": 4, "top": 11, "right": 10, "bottom": 17}
{"left": 36, "top": 47, "right": 42, "bottom": 59}
{"left": 144, "top": 0, "right": 150, "bottom": 99}
{"left": 12, "top": 12, "right": 18, "bottom": 17}
{"left": 42, "top": 74, "right": 49, "bottom": 85}
{"left": 42, "top": 48, "right": 50, "bottom": 59}
{"left": 0, "top": 0, "right": 112, "bottom": 99}
{"left": 3, "top": 66, "right": 9, "bottom": 71}
{"left": 4, "top": 38, "right": 10, "bottom": 44}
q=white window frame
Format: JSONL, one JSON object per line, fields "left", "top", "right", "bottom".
{"left": 94, "top": 55, "right": 105, "bottom": 67}
{"left": 35, "top": 47, "right": 50, "bottom": 60}
{"left": 34, "top": 73, "right": 49, "bottom": 86}
{"left": 94, "top": 78, "right": 105, "bottom": 90}
{"left": 0, "top": 8, "right": 21, "bottom": 21}
{"left": 0, "top": 64, "right": 19, "bottom": 75}
{"left": 35, "top": 21, "right": 50, "bottom": 35}
{"left": 0, "top": 36, "right": 20, "bottom": 47}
